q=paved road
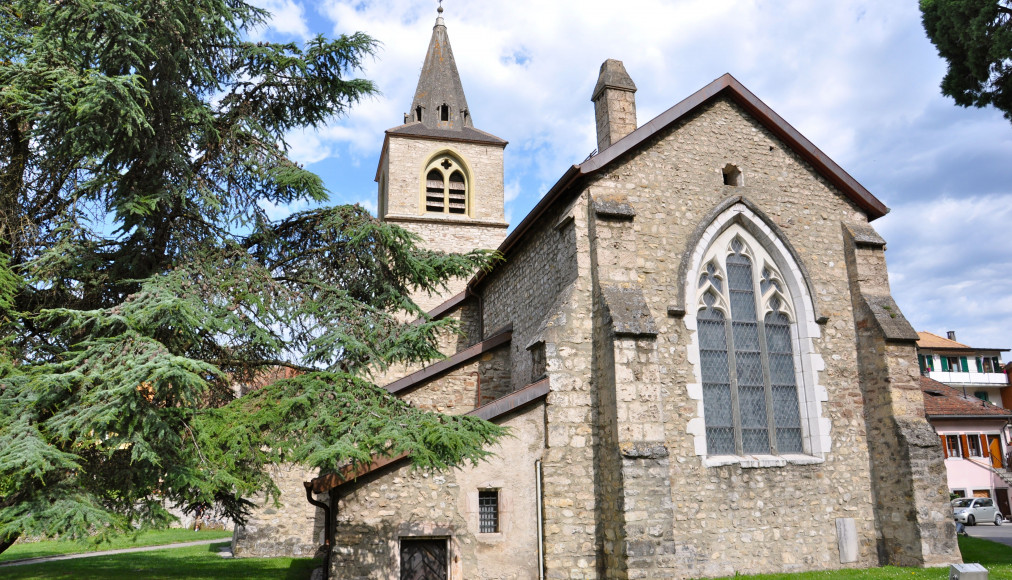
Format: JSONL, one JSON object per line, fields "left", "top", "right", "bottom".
{"left": 0, "top": 538, "right": 229, "bottom": 568}
{"left": 965, "top": 519, "right": 1012, "bottom": 548}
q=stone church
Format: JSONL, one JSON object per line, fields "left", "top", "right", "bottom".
{"left": 233, "top": 10, "right": 961, "bottom": 579}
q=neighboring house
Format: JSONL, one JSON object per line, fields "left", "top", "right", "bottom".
{"left": 916, "top": 331, "right": 1010, "bottom": 407}
{"left": 921, "top": 375, "right": 1012, "bottom": 519}
{"left": 233, "top": 11, "right": 961, "bottom": 579}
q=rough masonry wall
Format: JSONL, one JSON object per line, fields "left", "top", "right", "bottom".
{"left": 235, "top": 303, "right": 504, "bottom": 560}
{"left": 479, "top": 194, "right": 599, "bottom": 578}
{"left": 590, "top": 205, "right": 678, "bottom": 579}
{"left": 231, "top": 464, "right": 325, "bottom": 558}
{"left": 370, "top": 300, "right": 483, "bottom": 393}
{"left": 843, "top": 227, "right": 960, "bottom": 567}
{"left": 579, "top": 96, "right": 887, "bottom": 577}
{"left": 383, "top": 137, "right": 506, "bottom": 224}
{"left": 399, "top": 344, "right": 512, "bottom": 414}
{"left": 330, "top": 404, "right": 546, "bottom": 580}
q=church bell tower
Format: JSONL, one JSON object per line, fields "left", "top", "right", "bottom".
{"left": 376, "top": 6, "right": 508, "bottom": 309}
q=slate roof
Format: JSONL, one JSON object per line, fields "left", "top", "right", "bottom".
{"left": 386, "top": 121, "right": 506, "bottom": 145}
{"left": 920, "top": 375, "right": 1012, "bottom": 418}
{"left": 410, "top": 14, "right": 472, "bottom": 131}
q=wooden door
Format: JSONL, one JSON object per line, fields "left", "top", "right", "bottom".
{"left": 400, "top": 539, "right": 447, "bottom": 580}
{"left": 997, "top": 489, "right": 1011, "bottom": 519}
{"left": 989, "top": 435, "right": 1003, "bottom": 469}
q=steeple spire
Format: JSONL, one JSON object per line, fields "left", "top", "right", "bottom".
{"left": 408, "top": 6, "right": 472, "bottom": 130}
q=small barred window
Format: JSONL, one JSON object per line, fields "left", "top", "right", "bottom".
{"left": 478, "top": 490, "right": 499, "bottom": 533}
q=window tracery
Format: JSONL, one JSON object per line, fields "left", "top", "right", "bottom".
{"left": 695, "top": 227, "right": 804, "bottom": 457}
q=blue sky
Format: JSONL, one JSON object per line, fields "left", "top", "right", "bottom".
{"left": 251, "top": 0, "right": 1012, "bottom": 353}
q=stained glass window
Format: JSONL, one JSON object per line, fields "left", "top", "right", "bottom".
{"left": 698, "top": 235, "right": 804, "bottom": 456}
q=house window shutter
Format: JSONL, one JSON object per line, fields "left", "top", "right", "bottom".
{"left": 919, "top": 355, "right": 927, "bottom": 374}
{"left": 977, "top": 357, "right": 983, "bottom": 372}
{"left": 961, "top": 357, "right": 969, "bottom": 372}
{"left": 960, "top": 434, "right": 970, "bottom": 458}
{"left": 940, "top": 434, "right": 948, "bottom": 458}
{"left": 981, "top": 435, "right": 990, "bottom": 457}
{"left": 941, "top": 357, "right": 949, "bottom": 372}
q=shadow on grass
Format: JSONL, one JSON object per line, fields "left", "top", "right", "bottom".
{"left": 0, "top": 542, "right": 320, "bottom": 580}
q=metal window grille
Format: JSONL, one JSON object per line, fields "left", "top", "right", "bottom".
{"left": 478, "top": 490, "right": 499, "bottom": 533}
{"left": 400, "top": 538, "right": 447, "bottom": 580}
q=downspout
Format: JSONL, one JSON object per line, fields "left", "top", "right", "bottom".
{"left": 304, "top": 482, "right": 332, "bottom": 580}
{"left": 536, "top": 459, "right": 544, "bottom": 580}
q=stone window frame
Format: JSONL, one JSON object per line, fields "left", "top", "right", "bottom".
{"left": 465, "top": 480, "right": 510, "bottom": 543}
{"left": 419, "top": 149, "right": 473, "bottom": 217}
{"left": 684, "top": 203, "right": 830, "bottom": 468}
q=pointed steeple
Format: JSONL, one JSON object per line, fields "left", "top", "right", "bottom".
{"left": 408, "top": 7, "right": 473, "bottom": 131}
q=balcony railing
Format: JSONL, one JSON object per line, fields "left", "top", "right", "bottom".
{"left": 926, "top": 370, "right": 1009, "bottom": 385}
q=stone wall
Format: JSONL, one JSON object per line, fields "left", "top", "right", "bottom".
{"left": 399, "top": 344, "right": 512, "bottom": 414}
{"left": 478, "top": 192, "right": 598, "bottom": 578}
{"left": 379, "top": 136, "right": 507, "bottom": 313}
{"left": 547, "top": 94, "right": 958, "bottom": 576}
{"left": 330, "top": 404, "right": 545, "bottom": 580}
{"left": 232, "top": 463, "right": 325, "bottom": 558}
{"left": 842, "top": 224, "right": 960, "bottom": 567}
{"left": 382, "top": 137, "right": 506, "bottom": 225}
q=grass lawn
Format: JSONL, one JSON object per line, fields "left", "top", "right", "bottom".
{"left": 713, "top": 536, "right": 1012, "bottom": 579}
{"left": 0, "top": 541, "right": 319, "bottom": 579}
{"left": 0, "top": 534, "right": 1006, "bottom": 580}
{"left": 0, "top": 528, "right": 233, "bottom": 563}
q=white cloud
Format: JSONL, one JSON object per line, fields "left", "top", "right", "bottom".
{"left": 240, "top": 0, "right": 1012, "bottom": 351}
{"left": 878, "top": 195, "right": 1012, "bottom": 349}
{"left": 249, "top": 0, "right": 311, "bottom": 39}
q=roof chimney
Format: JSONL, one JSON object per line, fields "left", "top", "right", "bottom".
{"left": 947, "top": 331, "right": 957, "bottom": 341}
{"left": 591, "top": 59, "right": 637, "bottom": 153}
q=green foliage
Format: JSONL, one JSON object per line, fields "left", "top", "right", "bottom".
{"left": 0, "top": 0, "right": 503, "bottom": 553}
{"left": 921, "top": 0, "right": 1012, "bottom": 121}
{"left": 0, "top": 541, "right": 317, "bottom": 579}
{"left": 0, "top": 528, "right": 232, "bottom": 562}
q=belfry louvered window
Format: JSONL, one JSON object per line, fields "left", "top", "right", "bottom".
{"left": 422, "top": 155, "right": 469, "bottom": 216}
{"left": 425, "top": 169, "right": 445, "bottom": 212}
{"left": 697, "top": 233, "right": 804, "bottom": 456}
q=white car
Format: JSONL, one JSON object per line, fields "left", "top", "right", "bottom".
{"left": 952, "top": 497, "right": 1004, "bottom": 526}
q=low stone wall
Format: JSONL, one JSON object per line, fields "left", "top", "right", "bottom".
{"left": 231, "top": 463, "right": 325, "bottom": 559}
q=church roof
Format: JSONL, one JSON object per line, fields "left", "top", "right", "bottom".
{"left": 481, "top": 73, "right": 890, "bottom": 286}
{"left": 386, "top": 121, "right": 506, "bottom": 145}
{"left": 376, "top": 11, "right": 505, "bottom": 179}
{"left": 400, "top": 11, "right": 505, "bottom": 141}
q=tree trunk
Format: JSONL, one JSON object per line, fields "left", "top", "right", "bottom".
{"left": 0, "top": 532, "right": 20, "bottom": 556}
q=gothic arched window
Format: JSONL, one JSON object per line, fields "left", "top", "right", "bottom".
{"left": 696, "top": 227, "right": 804, "bottom": 457}
{"left": 422, "top": 154, "right": 470, "bottom": 216}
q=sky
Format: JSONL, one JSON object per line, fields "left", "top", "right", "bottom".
{"left": 250, "top": 0, "right": 1012, "bottom": 354}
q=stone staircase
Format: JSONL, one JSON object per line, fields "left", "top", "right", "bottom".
{"left": 968, "top": 457, "right": 1012, "bottom": 486}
